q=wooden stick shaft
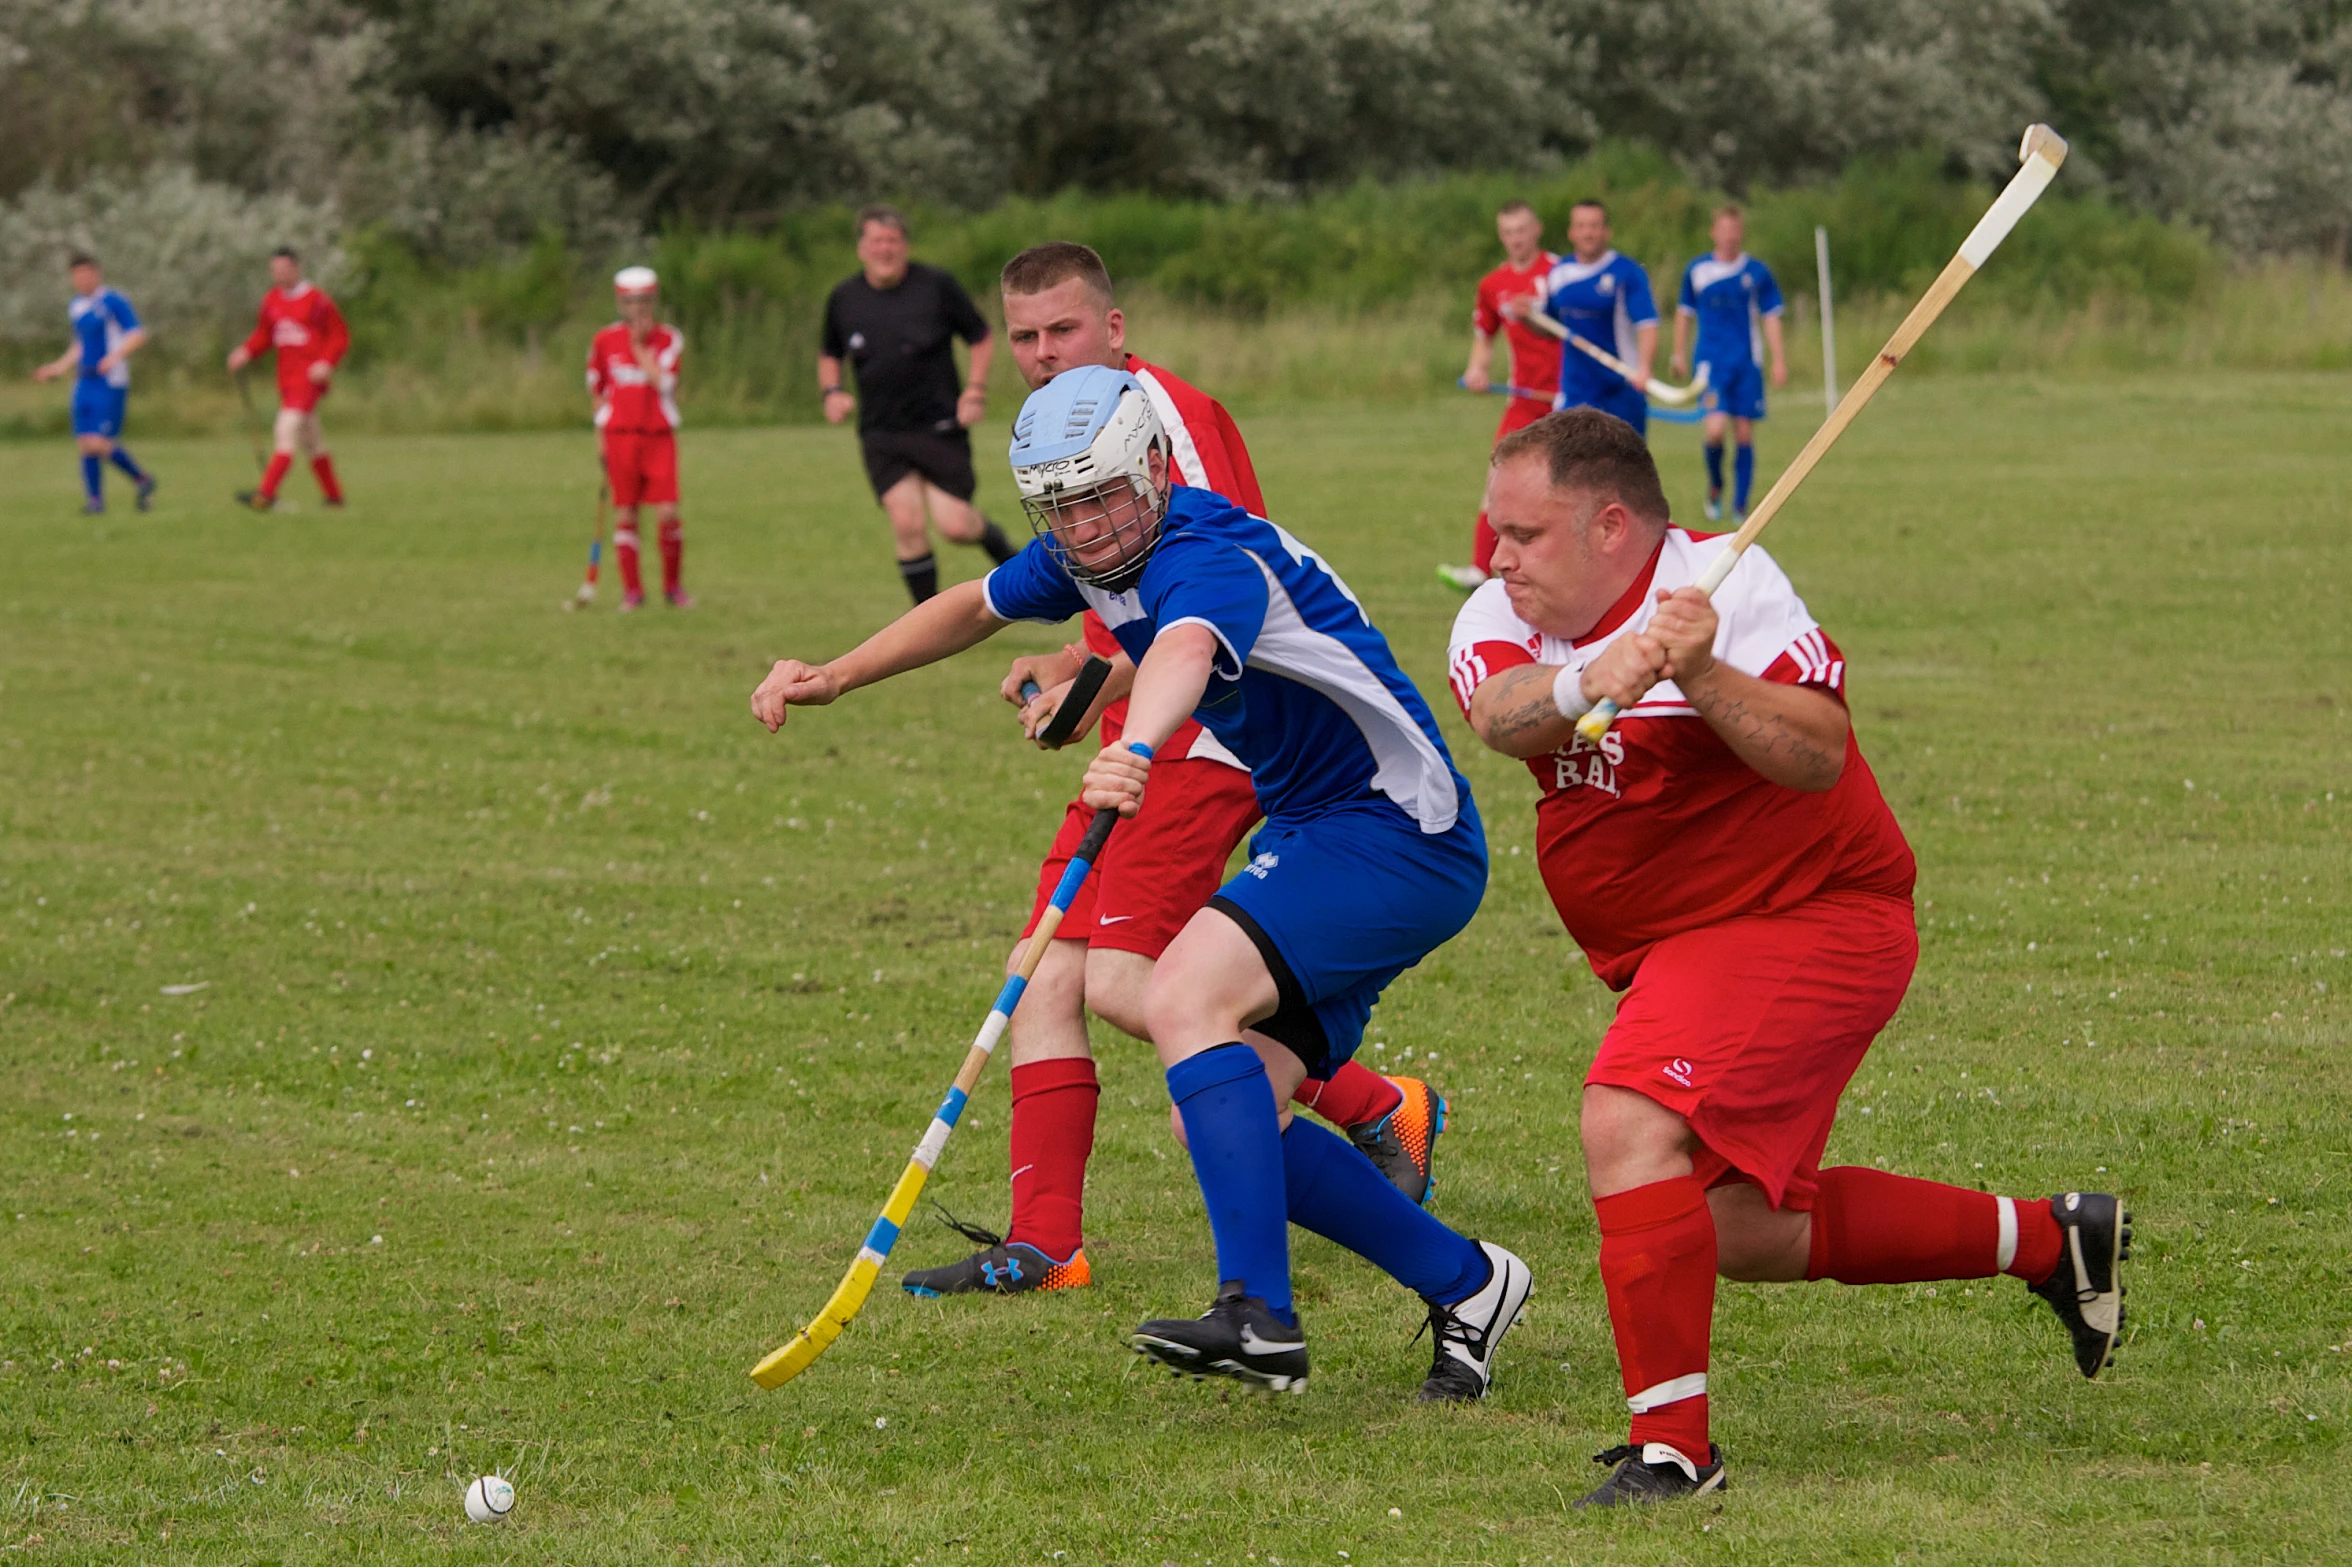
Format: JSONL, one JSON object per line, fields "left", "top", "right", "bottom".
{"left": 1697, "top": 254, "right": 1974, "bottom": 590}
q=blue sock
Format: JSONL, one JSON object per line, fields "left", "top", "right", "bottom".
{"left": 80, "top": 455, "right": 103, "bottom": 504}
{"left": 1281, "top": 1119, "right": 1489, "bottom": 1305}
{"left": 1167, "top": 1044, "right": 1293, "bottom": 1320}
{"left": 109, "top": 447, "right": 148, "bottom": 483}
{"left": 1703, "top": 443, "right": 1724, "bottom": 495}
{"left": 1734, "top": 444, "right": 1756, "bottom": 511}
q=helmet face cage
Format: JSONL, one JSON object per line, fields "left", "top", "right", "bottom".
{"left": 1021, "top": 464, "right": 1166, "bottom": 592}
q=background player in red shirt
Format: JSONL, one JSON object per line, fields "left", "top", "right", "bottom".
{"left": 896, "top": 242, "right": 1448, "bottom": 1298}
{"left": 226, "top": 247, "right": 348, "bottom": 510}
{"left": 1448, "top": 410, "right": 2128, "bottom": 1506}
{"left": 585, "top": 267, "right": 690, "bottom": 610}
{"left": 1437, "top": 200, "right": 1560, "bottom": 594}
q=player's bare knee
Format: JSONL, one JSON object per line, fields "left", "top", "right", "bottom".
{"left": 1083, "top": 948, "right": 1153, "bottom": 1040}
{"left": 1166, "top": 1101, "right": 1189, "bottom": 1151}
{"left": 1579, "top": 1084, "right": 1693, "bottom": 1191}
{"left": 932, "top": 493, "right": 982, "bottom": 542}
{"left": 1708, "top": 1182, "right": 1810, "bottom": 1282}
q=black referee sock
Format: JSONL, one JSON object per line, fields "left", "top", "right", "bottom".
{"left": 897, "top": 552, "right": 939, "bottom": 604}
{"left": 974, "top": 518, "right": 1018, "bottom": 565}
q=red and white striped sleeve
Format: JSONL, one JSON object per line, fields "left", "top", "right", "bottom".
{"left": 1711, "top": 543, "right": 1848, "bottom": 700}
{"left": 1444, "top": 580, "right": 1542, "bottom": 720}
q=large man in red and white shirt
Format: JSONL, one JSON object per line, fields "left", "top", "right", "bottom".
{"left": 895, "top": 242, "right": 1447, "bottom": 1298}
{"left": 1438, "top": 200, "right": 1561, "bottom": 594}
{"left": 585, "top": 267, "right": 690, "bottom": 610}
{"left": 1447, "top": 409, "right": 2128, "bottom": 1506}
{"left": 226, "top": 246, "right": 350, "bottom": 511}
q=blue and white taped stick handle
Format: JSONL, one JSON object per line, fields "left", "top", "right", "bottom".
{"left": 751, "top": 744, "right": 1149, "bottom": 1388}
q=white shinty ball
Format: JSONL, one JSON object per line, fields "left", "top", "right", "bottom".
{"left": 464, "top": 1473, "right": 516, "bottom": 1523}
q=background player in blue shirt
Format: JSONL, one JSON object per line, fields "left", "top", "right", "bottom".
{"left": 31, "top": 253, "right": 157, "bottom": 514}
{"left": 750, "top": 363, "right": 1531, "bottom": 1399}
{"left": 1524, "top": 200, "right": 1659, "bottom": 435}
{"left": 1671, "top": 205, "right": 1787, "bottom": 522}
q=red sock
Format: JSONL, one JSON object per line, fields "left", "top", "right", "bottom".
{"left": 614, "top": 525, "right": 644, "bottom": 597}
{"left": 1293, "top": 1060, "right": 1403, "bottom": 1128}
{"left": 658, "top": 515, "right": 683, "bottom": 595}
{"left": 259, "top": 452, "right": 293, "bottom": 499}
{"left": 1472, "top": 510, "right": 1498, "bottom": 574}
{"left": 1006, "top": 1057, "right": 1098, "bottom": 1259}
{"left": 1595, "top": 1176, "right": 1715, "bottom": 1463}
{"left": 310, "top": 454, "right": 343, "bottom": 503}
{"left": 1807, "top": 1166, "right": 2063, "bottom": 1285}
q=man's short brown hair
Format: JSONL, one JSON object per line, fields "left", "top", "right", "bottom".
{"left": 855, "top": 204, "right": 909, "bottom": 241}
{"left": 1496, "top": 199, "right": 1536, "bottom": 221}
{"left": 1492, "top": 408, "right": 1670, "bottom": 526}
{"left": 1570, "top": 197, "right": 1608, "bottom": 221}
{"left": 1000, "top": 241, "right": 1114, "bottom": 305}
{"left": 1713, "top": 202, "right": 1745, "bottom": 223}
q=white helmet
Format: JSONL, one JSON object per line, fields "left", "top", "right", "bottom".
{"left": 613, "top": 265, "right": 658, "bottom": 296}
{"left": 1007, "top": 364, "right": 1168, "bottom": 591}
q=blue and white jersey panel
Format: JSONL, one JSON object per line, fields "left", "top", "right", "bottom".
{"left": 984, "top": 486, "right": 1468, "bottom": 834}
{"left": 70, "top": 288, "right": 142, "bottom": 389}
{"left": 1539, "top": 250, "right": 1658, "bottom": 409}
{"left": 1678, "top": 254, "right": 1783, "bottom": 371}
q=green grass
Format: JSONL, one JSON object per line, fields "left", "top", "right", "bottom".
{"left": 2, "top": 376, "right": 2347, "bottom": 1563}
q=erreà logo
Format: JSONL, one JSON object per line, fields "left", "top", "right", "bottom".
{"left": 1243, "top": 852, "right": 1279, "bottom": 880}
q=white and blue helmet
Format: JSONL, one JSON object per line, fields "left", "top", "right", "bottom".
{"left": 1008, "top": 364, "right": 1168, "bottom": 591}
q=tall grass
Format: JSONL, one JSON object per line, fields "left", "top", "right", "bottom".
{"left": 3, "top": 151, "right": 2346, "bottom": 441}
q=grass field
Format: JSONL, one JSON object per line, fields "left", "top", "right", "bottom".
{"left": 2, "top": 376, "right": 2347, "bottom": 1564}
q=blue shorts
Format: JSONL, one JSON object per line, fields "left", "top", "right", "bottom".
{"left": 1207, "top": 795, "right": 1488, "bottom": 1078}
{"left": 71, "top": 381, "right": 126, "bottom": 439}
{"left": 1558, "top": 382, "right": 1648, "bottom": 438}
{"left": 1698, "top": 358, "right": 1766, "bottom": 421}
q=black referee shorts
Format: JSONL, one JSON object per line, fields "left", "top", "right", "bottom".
{"left": 859, "top": 425, "right": 977, "bottom": 503}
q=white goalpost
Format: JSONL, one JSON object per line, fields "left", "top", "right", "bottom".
{"left": 1815, "top": 224, "right": 1838, "bottom": 417}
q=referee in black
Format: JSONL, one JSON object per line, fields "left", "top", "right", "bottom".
{"left": 820, "top": 205, "right": 1017, "bottom": 603}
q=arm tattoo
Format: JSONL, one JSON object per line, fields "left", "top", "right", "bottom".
{"left": 1478, "top": 664, "right": 1576, "bottom": 755}
{"left": 1683, "top": 675, "right": 1841, "bottom": 789}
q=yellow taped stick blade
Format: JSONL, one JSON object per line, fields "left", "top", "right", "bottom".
{"left": 750, "top": 1255, "right": 882, "bottom": 1389}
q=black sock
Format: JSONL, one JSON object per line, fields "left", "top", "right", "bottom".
{"left": 898, "top": 552, "right": 939, "bottom": 604}
{"left": 975, "top": 518, "right": 1018, "bottom": 565}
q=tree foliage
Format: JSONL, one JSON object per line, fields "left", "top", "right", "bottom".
{"left": 2, "top": 0, "right": 2346, "bottom": 268}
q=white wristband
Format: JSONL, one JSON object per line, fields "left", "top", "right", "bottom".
{"left": 1551, "top": 663, "right": 1593, "bottom": 722}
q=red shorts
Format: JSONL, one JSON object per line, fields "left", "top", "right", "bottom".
{"left": 1022, "top": 756, "right": 1262, "bottom": 959}
{"left": 278, "top": 375, "right": 331, "bottom": 415}
{"left": 1494, "top": 390, "right": 1552, "bottom": 443}
{"left": 602, "top": 429, "right": 679, "bottom": 507}
{"left": 1586, "top": 891, "right": 1917, "bottom": 1210}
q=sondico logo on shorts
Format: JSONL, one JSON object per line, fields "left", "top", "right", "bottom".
{"left": 1662, "top": 1058, "right": 1695, "bottom": 1088}
{"left": 1243, "top": 852, "right": 1280, "bottom": 880}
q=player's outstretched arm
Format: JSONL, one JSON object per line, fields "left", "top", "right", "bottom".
{"left": 1079, "top": 626, "right": 1215, "bottom": 816}
{"left": 751, "top": 579, "right": 1005, "bottom": 732}
{"left": 32, "top": 342, "right": 80, "bottom": 382}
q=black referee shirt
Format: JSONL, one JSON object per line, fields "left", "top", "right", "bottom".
{"left": 821, "top": 263, "right": 991, "bottom": 436}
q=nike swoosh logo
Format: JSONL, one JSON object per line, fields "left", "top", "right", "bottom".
{"left": 1097, "top": 915, "right": 1135, "bottom": 924}
{"left": 1239, "top": 1325, "right": 1304, "bottom": 1354}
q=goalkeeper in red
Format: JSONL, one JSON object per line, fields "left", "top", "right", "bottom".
{"left": 1447, "top": 410, "right": 2129, "bottom": 1506}
{"left": 226, "top": 247, "right": 348, "bottom": 510}
{"left": 586, "top": 267, "right": 691, "bottom": 610}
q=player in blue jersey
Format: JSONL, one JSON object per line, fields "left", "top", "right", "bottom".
{"left": 750, "top": 363, "right": 1531, "bottom": 1399}
{"left": 1671, "top": 205, "right": 1787, "bottom": 522}
{"left": 31, "top": 254, "right": 157, "bottom": 514}
{"left": 1518, "top": 200, "right": 1659, "bottom": 435}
